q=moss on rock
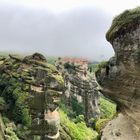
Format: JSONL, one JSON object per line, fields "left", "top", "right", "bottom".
{"left": 106, "top": 7, "right": 140, "bottom": 42}
{"left": 0, "top": 53, "right": 65, "bottom": 139}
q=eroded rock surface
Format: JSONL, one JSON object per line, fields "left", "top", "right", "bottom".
{"left": 64, "top": 74, "right": 100, "bottom": 122}
{"left": 0, "top": 53, "right": 64, "bottom": 140}
{"left": 96, "top": 7, "right": 140, "bottom": 140}
{"left": 56, "top": 58, "right": 100, "bottom": 122}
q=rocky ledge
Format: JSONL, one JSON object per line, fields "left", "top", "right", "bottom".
{"left": 96, "top": 7, "right": 140, "bottom": 140}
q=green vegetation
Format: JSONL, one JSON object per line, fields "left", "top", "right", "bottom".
{"left": 88, "top": 63, "right": 98, "bottom": 73}
{"left": 0, "top": 97, "right": 6, "bottom": 111}
{"left": 64, "top": 62, "right": 76, "bottom": 74}
{"left": 60, "top": 110, "right": 98, "bottom": 140}
{"left": 94, "top": 97, "right": 116, "bottom": 133}
{"left": 106, "top": 7, "right": 140, "bottom": 42}
{"left": 2, "top": 116, "right": 10, "bottom": 124}
{"left": 95, "top": 119, "right": 109, "bottom": 133}
{"left": 71, "top": 97, "right": 84, "bottom": 116}
{"left": 47, "top": 56, "right": 57, "bottom": 65}
{"left": 0, "top": 53, "right": 117, "bottom": 140}
{"left": 1, "top": 115, "right": 20, "bottom": 140}
{"left": 60, "top": 96, "right": 116, "bottom": 139}
{"left": 99, "top": 97, "right": 116, "bottom": 119}
{"left": 5, "top": 127, "right": 19, "bottom": 140}
{"left": 59, "top": 98, "right": 84, "bottom": 119}
{"left": 0, "top": 76, "right": 32, "bottom": 127}
{"left": 95, "top": 61, "right": 108, "bottom": 74}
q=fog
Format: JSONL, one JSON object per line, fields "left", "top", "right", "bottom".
{"left": 0, "top": 0, "right": 140, "bottom": 61}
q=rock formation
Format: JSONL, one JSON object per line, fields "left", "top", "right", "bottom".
{"left": 56, "top": 58, "right": 100, "bottom": 122}
{"left": 64, "top": 74, "right": 100, "bottom": 122}
{"left": 96, "top": 7, "right": 140, "bottom": 140}
{"left": 0, "top": 53, "right": 64, "bottom": 140}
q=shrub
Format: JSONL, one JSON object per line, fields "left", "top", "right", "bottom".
{"left": 71, "top": 97, "right": 84, "bottom": 116}
{"left": 1, "top": 78, "right": 32, "bottom": 127}
{"left": 60, "top": 110, "right": 98, "bottom": 140}
{"left": 5, "top": 127, "right": 19, "bottom": 140}
{"left": 2, "top": 117, "right": 10, "bottom": 124}
{"left": 95, "top": 61, "right": 108, "bottom": 73}
{"left": 88, "top": 63, "right": 98, "bottom": 73}
{"left": 12, "top": 88, "right": 31, "bottom": 126}
{"left": 0, "top": 97, "right": 6, "bottom": 111}
{"left": 74, "top": 115, "right": 85, "bottom": 123}
{"left": 95, "top": 119, "right": 109, "bottom": 133}
{"left": 99, "top": 97, "right": 116, "bottom": 119}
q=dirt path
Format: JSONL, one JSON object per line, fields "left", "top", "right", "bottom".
{"left": 101, "top": 113, "right": 138, "bottom": 140}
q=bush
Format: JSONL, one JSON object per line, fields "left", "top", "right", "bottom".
{"left": 1, "top": 78, "right": 32, "bottom": 127}
{"left": 5, "top": 127, "right": 19, "bottom": 140}
{"left": 88, "top": 63, "right": 98, "bottom": 73}
{"left": 12, "top": 90, "right": 31, "bottom": 127}
{"left": 95, "top": 119, "right": 109, "bottom": 133}
{"left": 95, "top": 61, "right": 108, "bottom": 73}
{"left": 99, "top": 97, "right": 116, "bottom": 119}
{"left": 0, "top": 97, "right": 6, "bottom": 111}
{"left": 71, "top": 97, "right": 84, "bottom": 116}
{"left": 2, "top": 117, "right": 10, "bottom": 124}
{"left": 60, "top": 110, "right": 98, "bottom": 140}
{"left": 74, "top": 115, "right": 85, "bottom": 123}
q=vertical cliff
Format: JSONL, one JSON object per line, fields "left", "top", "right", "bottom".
{"left": 96, "top": 7, "right": 140, "bottom": 140}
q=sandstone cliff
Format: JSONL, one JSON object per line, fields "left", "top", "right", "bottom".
{"left": 96, "top": 7, "right": 140, "bottom": 140}
{"left": 0, "top": 53, "right": 64, "bottom": 140}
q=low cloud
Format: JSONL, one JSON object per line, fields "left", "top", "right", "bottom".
{"left": 0, "top": 3, "right": 114, "bottom": 61}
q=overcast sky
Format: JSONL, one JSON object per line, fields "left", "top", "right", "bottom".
{"left": 0, "top": 0, "right": 140, "bottom": 61}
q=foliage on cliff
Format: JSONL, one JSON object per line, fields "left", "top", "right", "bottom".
{"left": 60, "top": 110, "right": 98, "bottom": 140}
{"left": 95, "top": 97, "right": 116, "bottom": 133}
{"left": 106, "top": 7, "right": 140, "bottom": 42}
{"left": 100, "top": 97, "right": 116, "bottom": 119}
{"left": 0, "top": 53, "right": 65, "bottom": 139}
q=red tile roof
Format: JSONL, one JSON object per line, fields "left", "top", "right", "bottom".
{"left": 60, "top": 57, "right": 88, "bottom": 65}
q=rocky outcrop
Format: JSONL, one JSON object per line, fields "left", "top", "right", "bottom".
{"left": 56, "top": 60, "right": 100, "bottom": 122}
{"left": 96, "top": 7, "right": 140, "bottom": 140}
{"left": 0, "top": 53, "right": 64, "bottom": 140}
{"left": 64, "top": 74, "right": 100, "bottom": 122}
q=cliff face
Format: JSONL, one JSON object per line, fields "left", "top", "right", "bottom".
{"left": 96, "top": 7, "right": 140, "bottom": 140}
{"left": 64, "top": 74, "right": 100, "bottom": 122}
{"left": 56, "top": 60, "right": 100, "bottom": 123}
{"left": 0, "top": 53, "right": 64, "bottom": 140}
